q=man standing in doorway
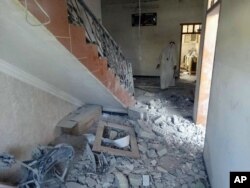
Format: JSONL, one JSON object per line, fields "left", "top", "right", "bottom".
{"left": 157, "top": 41, "right": 177, "bottom": 89}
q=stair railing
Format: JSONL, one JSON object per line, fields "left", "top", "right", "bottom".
{"left": 67, "top": 0, "right": 134, "bottom": 95}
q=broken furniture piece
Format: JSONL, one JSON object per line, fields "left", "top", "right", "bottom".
{"left": 57, "top": 105, "right": 102, "bottom": 135}
{"left": 0, "top": 144, "right": 74, "bottom": 188}
{"left": 93, "top": 121, "right": 140, "bottom": 158}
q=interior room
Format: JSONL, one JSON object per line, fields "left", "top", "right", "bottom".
{"left": 0, "top": 0, "right": 249, "bottom": 188}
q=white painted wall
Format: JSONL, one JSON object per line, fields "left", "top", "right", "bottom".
{"left": 204, "top": 1, "right": 250, "bottom": 187}
{"left": 0, "top": 70, "right": 76, "bottom": 182}
{"left": 0, "top": 0, "right": 124, "bottom": 112}
{"left": 102, "top": 0, "right": 204, "bottom": 76}
{"left": 84, "top": 0, "right": 102, "bottom": 21}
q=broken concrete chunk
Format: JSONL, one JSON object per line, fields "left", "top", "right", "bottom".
{"left": 137, "top": 120, "right": 153, "bottom": 133}
{"left": 138, "top": 144, "right": 147, "bottom": 153}
{"left": 86, "top": 177, "right": 97, "bottom": 187}
{"left": 150, "top": 160, "right": 157, "bottom": 166}
{"left": 138, "top": 130, "right": 155, "bottom": 139}
{"left": 157, "top": 166, "right": 168, "bottom": 173}
{"left": 192, "top": 180, "right": 206, "bottom": 188}
{"left": 109, "top": 130, "right": 118, "bottom": 139}
{"left": 128, "top": 174, "right": 142, "bottom": 187}
{"left": 128, "top": 107, "right": 146, "bottom": 120}
{"left": 115, "top": 172, "right": 129, "bottom": 188}
{"left": 65, "top": 182, "right": 87, "bottom": 188}
{"left": 146, "top": 149, "right": 157, "bottom": 158}
{"left": 84, "top": 134, "right": 96, "bottom": 145}
{"left": 142, "top": 175, "right": 150, "bottom": 186}
{"left": 157, "top": 147, "right": 168, "bottom": 157}
{"left": 57, "top": 105, "right": 102, "bottom": 135}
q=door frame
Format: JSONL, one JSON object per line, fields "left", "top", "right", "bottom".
{"left": 193, "top": 0, "right": 222, "bottom": 125}
{"left": 179, "top": 23, "right": 202, "bottom": 77}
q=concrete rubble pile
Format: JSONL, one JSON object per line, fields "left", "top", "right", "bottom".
{"left": 59, "top": 89, "right": 207, "bottom": 187}
{"left": 56, "top": 109, "right": 207, "bottom": 188}
{"left": 0, "top": 91, "right": 208, "bottom": 187}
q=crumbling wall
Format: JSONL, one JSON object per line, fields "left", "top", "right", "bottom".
{"left": 102, "top": 0, "right": 205, "bottom": 76}
{"left": 204, "top": 1, "right": 250, "bottom": 187}
{"left": 0, "top": 71, "right": 76, "bottom": 182}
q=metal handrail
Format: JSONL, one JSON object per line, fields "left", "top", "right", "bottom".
{"left": 67, "top": 0, "right": 134, "bottom": 95}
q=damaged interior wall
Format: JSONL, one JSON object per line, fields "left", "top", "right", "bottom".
{"left": 102, "top": 0, "right": 204, "bottom": 76}
{"left": 0, "top": 70, "right": 76, "bottom": 180}
{"left": 204, "top": 1, "right": 250, "bottom": 187}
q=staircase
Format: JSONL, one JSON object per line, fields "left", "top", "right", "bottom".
{"left": 19, "top": 0, "right": 135, "bottom": 108}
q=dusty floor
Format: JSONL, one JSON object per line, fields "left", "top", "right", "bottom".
{"left": 56, "top": 76, "right": 209, "bottom": 188}
{"left": 1, "top": 76, "right": 208, "bottom": 188}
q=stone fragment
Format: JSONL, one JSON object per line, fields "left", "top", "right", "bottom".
{"left": 139, "top": 131, "right": 155, "bottom": 139}
{"left": 115, "top": 172, "right": 129, "bottom": 188}
{"left": 154, "top": 181, "right": 164, "bottom": 188}
{"left": 146, "top": 149, "right": 157, "bottom": 158}
{"left": 157, "top": 166, "right": 168, "bottom": 173}
{"left": 157, "top": 147, "right": 168, "bottom": 157}
{"left": 193, "top": 180, "right": 206, "bottom": 188}
{"left": 128, "top": 107, "right": 145, "bottom": 120}
{"left": 142, "top": 175, "right": 150, "bottom": 186}
{"left": 144, "top": 92, "right": 155, "bottom": 97}
{"left": 78, "top": 176, "right": 86, "bottom": 184}
{"left": 138, "top": 144, "right": 147, "bottom": 153}
{"left": 128, "top": 174, "right": 142, "bottom": 187}
{"left": 86, "top": 177, "right": 97, "bottom": 187}
{"left": 109, "top": 130, "right": 118, "bottom": 139}
{"left": 65, "top": 182, "right": 87, "bottom": 188}
{"left": 181, "top": 184, "right": 188, "bottom": 188}
{"left": 152, "top": 172, "right": 162, "bottom": 179}
{"left": 151, "top": 160, "right": 157, "bottom": 166}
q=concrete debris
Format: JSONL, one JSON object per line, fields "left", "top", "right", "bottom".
{"left": 84, "top": 134, "right": 96, "bottom": 146}
{"left": 65, "top": 182, "right": 87, "bottom": 188}
{"left": 2, "top": 86, "right": 209, "bottom": 187}
{"left": 128, "top": 107, "right": 147, "bottom": 121}
{"left": 0, "top": 154, "right": 15, "bottom": 169}
{"left": 57, "top": 105, "right": 102, "bottom": 135}
{"left": 150, "top": 159, "right": 157, "bottom": 166}
{"left": 86, "top": 177, "right": 97, "bottom": 187}
{"left": 146, "top": 149, "right": 157, "bottom": 158}
{"left": 81, "top": 143, "right": 96, "bottom": 173}
{"left": 93, "top": 122, "right": 140, "bottom": 158}
{"left": 157, "top": 147, "right": 168, "bottom": 157}
{"left": 143, "top": 175, "right": 150, "bottom": 186}
{"left": 115, "top": 172, "right": 129, "bottom": 188}
{"left": 128, "top": 174, "right": 142, "bottom": 187}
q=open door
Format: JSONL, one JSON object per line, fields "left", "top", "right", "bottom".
{"left": 179, "top": 23, "right": 202, "bottom": 81}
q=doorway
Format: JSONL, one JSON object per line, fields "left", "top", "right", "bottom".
{"left": 179, "top": 23, "right": 202, "bottom": 82}
{"left": 195, "top": 1, "right": 221, "bottom": 125}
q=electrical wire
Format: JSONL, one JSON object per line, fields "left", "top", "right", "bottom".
{"left": 24, "top": 0, "right": 51, "bottom": 26}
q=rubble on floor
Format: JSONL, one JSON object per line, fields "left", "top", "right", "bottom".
{"left": 0, "top": 87, "right": 208, "bottom": 187}
{"left": 51, "top": 114, "right": 206, "bottom": 187}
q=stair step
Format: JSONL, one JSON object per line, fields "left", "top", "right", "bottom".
{"left": 70, "top": 24, "right": 87, "bottom": 58}
{"left": 78, "top": 58, "right": 100, "bottom": 73}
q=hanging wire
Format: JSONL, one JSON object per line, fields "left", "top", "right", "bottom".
{"left": 24, "top": 0, "right": 51, "bottom": 26}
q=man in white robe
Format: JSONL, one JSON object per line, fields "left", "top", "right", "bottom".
{"left": 157, "top": 42, "right": 177, "bottom": 89}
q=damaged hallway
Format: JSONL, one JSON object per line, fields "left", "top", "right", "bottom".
{"left": 1, "top": 0, "right": 250, "bottom": 188}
